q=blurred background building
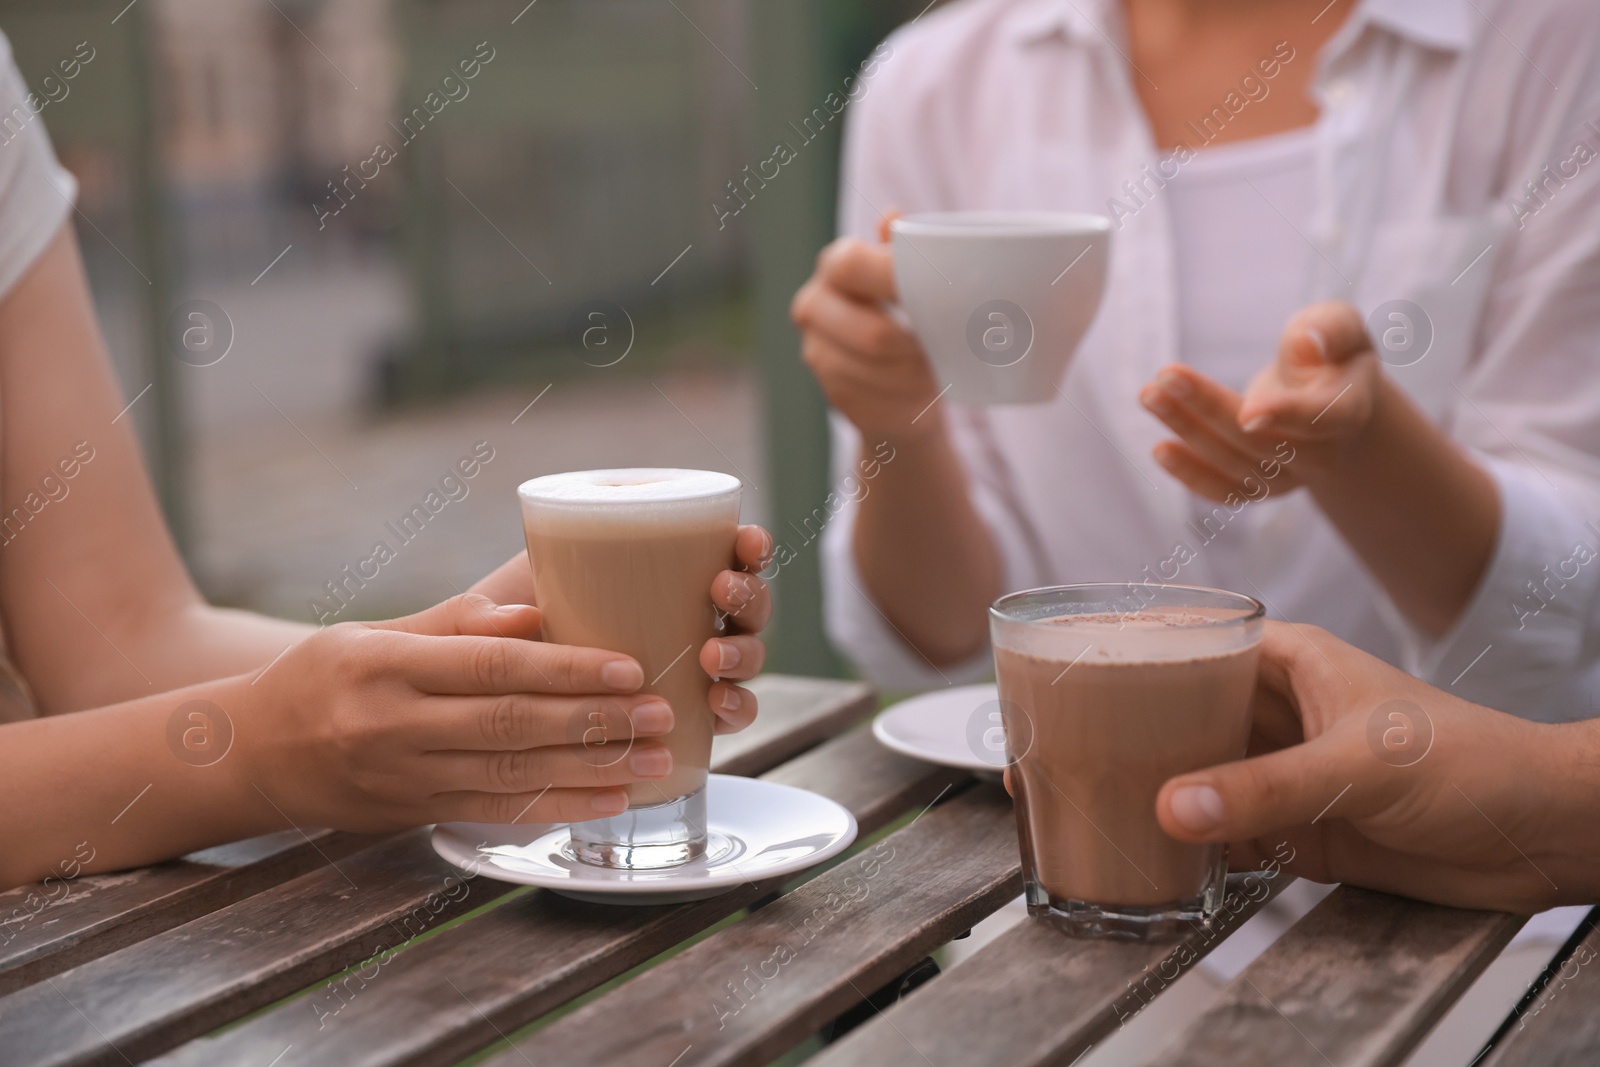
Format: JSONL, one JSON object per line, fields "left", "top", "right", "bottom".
{"left": 0, "top": 0, "right": 928, "bottom": 673}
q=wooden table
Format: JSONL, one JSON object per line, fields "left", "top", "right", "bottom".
{"left": 1, "top": 675, "right": 1594, "bottom": 1067}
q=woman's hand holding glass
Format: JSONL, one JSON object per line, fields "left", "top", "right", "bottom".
{"left": 468, "top": 523, "right": 773, "bottom": 736}
{"left": 240, "top": 527, "right": 774, "bottom": 830}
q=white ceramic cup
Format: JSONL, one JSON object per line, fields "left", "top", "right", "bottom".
{"left": 890, "top": 212, "right": 1111, "bottom": 404}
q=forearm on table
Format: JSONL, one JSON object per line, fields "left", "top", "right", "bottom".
{"left": 851, "top": 421, "right": 1002, "bottom": 665}
{"left": 151, "top": 604, "right": 316, "bottom": 684}
{"left": 0, "top": 676, "right": 280, "bottom": 889}
{"left": 1305, "top": 376, "right": 1499, "bottom": 638}
{"left": 1533, "top": 717, "right": 1600, "bottom": 906}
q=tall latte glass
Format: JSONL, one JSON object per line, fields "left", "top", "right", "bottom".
{"left": 990, "top": 585, "right": 1263, "bottom": 940}
{"left": 519, "top": 469, "right": 741, "bottom": 869}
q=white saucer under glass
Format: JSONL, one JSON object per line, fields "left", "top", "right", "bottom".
{"left": 432, "top": 774, "right": 857, "bottom": 905}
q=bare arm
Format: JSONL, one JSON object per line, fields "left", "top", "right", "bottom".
{"left": 1303, "top": 373, "right": 1498, "bottom": 635}
{"left": 0, "top": 226, "right": 311, "bottom": 712}
{"left": 792, "top": 237, "right": 1001, "bottom": 666}
{"left": 0, "top": 598, "right": 664, "bottom": 889}
{"left": 0, "top": 232, "right": 668, "bottom": 885}
{"left": 851, "top": 422, "right": 1002, "bottom": 665}
{"left": 3, "top": 560, "right": 777, "bottom": 890}
{"left": 0, "top": 226, "right": 779, "bottom": 889}
{"left": 3, "top": 672, "right": 295, "bottom": 887}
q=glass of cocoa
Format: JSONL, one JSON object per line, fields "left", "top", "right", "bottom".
{"left": 990, "top": 584, "right": 1264, "bottom": 940}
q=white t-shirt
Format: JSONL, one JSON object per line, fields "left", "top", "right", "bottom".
{"left": 1168, "top": 127, "right": 1317, "bottom": 392}
{"left": 0, "top": 29, "right": 76, "bottom": 302}
{"left": 1166, "top": 128, "right": 1320, "bottom": 612}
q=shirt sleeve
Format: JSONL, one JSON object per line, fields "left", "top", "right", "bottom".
{"left": 0, "top": 31, "right": 78, "bottom": 301}
{"left": 1386, "top": 456, "right": 1600, "bottom": 722}
{"left": 1388, "top": 9, "right": 1600, "bottom": 722}
{"left": 820, "top": 32, "right": 1050, "bottom": 690}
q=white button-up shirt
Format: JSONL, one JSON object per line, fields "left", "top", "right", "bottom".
{"left": 820, "top": 0, "right": 1600, "bottom": 721}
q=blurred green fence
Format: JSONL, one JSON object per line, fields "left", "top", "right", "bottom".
{"left": 392, "top": 0, "right": 750, "bottom": 396}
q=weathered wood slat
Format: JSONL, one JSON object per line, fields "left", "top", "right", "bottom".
{"left": 812, "top": 869, "right": 1293, "bottom": 1067}
{"left": 0, "top": 675, "right": 876, "bottom": 1067}
{"left": 0, "top": 829, "right": 510, "bottom": 1067}
{"left": 1145, "top": 886, "right": 1525, "bottom": 1067}
{"left": 759, "top": 716, "right": 964, "bottom": 833}
{"left": 473, "top": 782, "right": 1022, "bottom": 1067}
{"left": 709, "top": 676, "right": 875, "bottom": 777}
{"left": 0, "top": 830, "right": 387, "bottom": 997}
{"left": 1481, "top": 910, "right": 1600, "bottom": 1067}
{"left": 151, "top": 724, "right": 966, "bottom": 1067}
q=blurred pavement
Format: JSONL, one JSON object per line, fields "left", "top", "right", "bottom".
{"left": 166, "top": 261, "right": 765, "bottom": 624}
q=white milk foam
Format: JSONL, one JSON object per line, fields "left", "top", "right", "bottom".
{"left": 518, "top": 469, "right": 740, "bottom": 530}
{"left": 993, "top": 608, "right": 1259, "bottom": 665}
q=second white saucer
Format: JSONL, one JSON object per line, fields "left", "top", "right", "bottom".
{"left": 871, "top": 683, "right": 1008, "bottom": 774}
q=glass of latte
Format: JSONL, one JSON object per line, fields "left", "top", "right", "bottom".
{"left": 519, "top": 468, "right": 741, "bottom": 870}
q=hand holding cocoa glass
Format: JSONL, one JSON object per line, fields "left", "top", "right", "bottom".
{"left": 991, "top": 584, "right": 1263, "bottom": 940}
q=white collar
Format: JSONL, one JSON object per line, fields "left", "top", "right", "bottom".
{"left": 1005, "top": 0, "right": 1473, "bottom": 53}
{"left": 1004, "top": 0, "right": 1122, "bottom": 47}
{"left": 1352, "top": 0, "right": 1474, "bottom": 53}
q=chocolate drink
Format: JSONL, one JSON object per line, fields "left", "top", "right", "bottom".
{"left": 520, "top": 470, "right": 740, "bottom": 807}
{"left": 995, "top": 611, "right": 1259, "bottom": 907}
